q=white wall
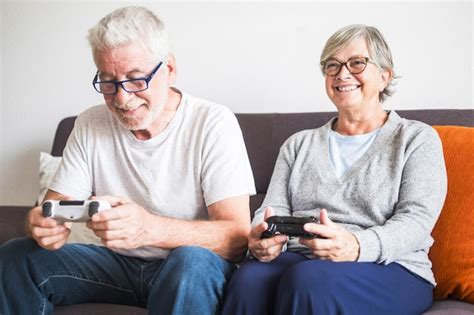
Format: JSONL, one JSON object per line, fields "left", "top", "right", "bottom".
{"left": 1, "top": 1, "right": 473, "bottom": 205}
{"left": 0, "top": 1, "right": 3, "bottom": 203}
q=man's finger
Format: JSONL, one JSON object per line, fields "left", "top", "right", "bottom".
{"left": 94, "top": 229, "right": 125, "bottom": 241}
{"left": 38, "top": 229, "right": 70, "bottom": 248}
{"left": 87, "top": 219, "right": 125, "bottom": 231}
{"left": 30, "top": 213, "right": 59, "bottom": 228}
{"left": 91, "top": 206, "right": 128, "bottom": 222}
{"left": 31, "top": 225, "right": 67, "bottom": 238}
{"left": 92, "top": 195, "right": 128, "bottom": 208}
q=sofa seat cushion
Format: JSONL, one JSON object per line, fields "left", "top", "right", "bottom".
{"left": 55, "top": 304, "right": 146, "bottom": 315}
{"left": 0, "top": 206, "right": 30, "bottom": 244}
{"left": 423, "top": 300, "right": 474, "bottom": 314}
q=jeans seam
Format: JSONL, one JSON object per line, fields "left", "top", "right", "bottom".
{"left": 38, "top": 275, "right": 135, "bottom": 294}
{"left": 40, "top": 297, "right": 45, "bottom": 315}
{"left": 140, "top": 265, "right": 145, "bottom": 302}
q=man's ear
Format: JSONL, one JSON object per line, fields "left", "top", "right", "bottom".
{"left": 165, "top": 53, "right": 177, "bottom": 86}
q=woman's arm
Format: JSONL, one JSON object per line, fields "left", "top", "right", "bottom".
{"left": 354, "top": 127, "right": 447, "bottom": 264}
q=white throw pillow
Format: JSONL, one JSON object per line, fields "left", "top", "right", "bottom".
{"left": 38, "top": 152, "right": 103, "bottom": 246}
{"left": 38, "top": 152, "right": 62, "bottom": 205}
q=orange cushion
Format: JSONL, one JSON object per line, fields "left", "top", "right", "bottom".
{"left": 429, "top": 126, "right": 474, "bottom": 303}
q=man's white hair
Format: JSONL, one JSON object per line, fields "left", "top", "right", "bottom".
{"left": 87, "top": 6, "right": 170, "bottom": 63}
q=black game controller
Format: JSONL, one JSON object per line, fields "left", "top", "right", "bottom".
{"left": 261, "top": 216, "right": 318, "bottom": 238}
{"left": 42, "top": 200, "right": 111, "bottom": 222}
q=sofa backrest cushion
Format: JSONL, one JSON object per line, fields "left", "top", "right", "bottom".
{"left": 430, "top": 126, "right": 474, "bottom": 303}
{"left": 51, "top": 110, "right": 474, "bottom": 217}
{"left": 236, "top": 109, "right": 474, "bottom": 215}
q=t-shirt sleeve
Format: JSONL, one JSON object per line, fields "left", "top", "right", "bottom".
{"left": 200, "top": 108, "right": 256, "bottom": 206}
{"left": 48, "top": 112, "right": 93, "bottom": 199}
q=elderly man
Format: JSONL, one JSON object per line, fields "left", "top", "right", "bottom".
{"left": 0, "top": 6, "right": 255, "bottom": 315}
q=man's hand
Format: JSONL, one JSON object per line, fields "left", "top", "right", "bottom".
{"left": 27, "top": 205, "right": 72, "bottom": 250}
{"left": 87, "top": 195, "right": 154, "bottom": 250}
{"left": 299, "top": 209, "right": 360, "bottom": 262}
{"left": 248, "top": 207, "right": 288, "bottom": 262}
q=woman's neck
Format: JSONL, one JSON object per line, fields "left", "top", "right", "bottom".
{"left": 334, "top": 105, "right": 388, "bottom": 136}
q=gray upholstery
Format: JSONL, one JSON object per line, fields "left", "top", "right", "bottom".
{"left": 424, "top": 300, "right": 474, "bottom": 315}
{"left": 1, "top": 109, "right": 473, "bottom": 314}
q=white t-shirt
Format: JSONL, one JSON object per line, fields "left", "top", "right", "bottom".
{"left": 50, "top": 91, "right": 256, "bottom": 259}
{"left": 328, "top": 128, "right": 380, "bottom": 178}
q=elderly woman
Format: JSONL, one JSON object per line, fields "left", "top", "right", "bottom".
{"left": 222, "top": 24, "right": 447, "bottom": 315}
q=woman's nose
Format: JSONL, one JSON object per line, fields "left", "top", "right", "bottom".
{"left": 336, "top": 63, "right": 352, "bottom": 80}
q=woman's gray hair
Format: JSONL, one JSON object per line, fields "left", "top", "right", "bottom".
{"left": 320, "top": 24, "right": 398, "bottom": 103}
{"left": 87, "top": 6, "right": 170, "bottom": 63}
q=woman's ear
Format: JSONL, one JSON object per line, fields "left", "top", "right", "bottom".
{"left": 379, "top": 68, "right": 393, "bottom": 92}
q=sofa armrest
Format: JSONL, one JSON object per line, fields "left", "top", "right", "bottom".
{"left": 0, "top": 206, "right": 31, "bottom": 245}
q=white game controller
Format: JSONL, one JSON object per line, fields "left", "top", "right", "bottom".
{"left": 42, "top": 200, "right": 111, "bottom": 222}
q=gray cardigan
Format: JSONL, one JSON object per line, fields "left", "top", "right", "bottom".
{"left": 253, "top": 111, "right": 447, "bottom": 285}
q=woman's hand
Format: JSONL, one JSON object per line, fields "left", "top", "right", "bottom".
{"left": 299, "top": 209, "right": 360, "bottom": 262}
{"left": 248, "top": 207, "right": 288, "bottom": 262}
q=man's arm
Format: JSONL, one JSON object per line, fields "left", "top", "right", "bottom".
{"left": 88, "top": 194, "right": 251, "bottom": 262}
{"left": 26, "top": 189, "right": 74, "bottom": 250}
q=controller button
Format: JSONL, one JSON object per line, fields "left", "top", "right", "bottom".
{"left": 42, "top": 202, "right": 53, "bottom": 217}
{"left": 89, "top": 201, "right": 100, "bottom": 217}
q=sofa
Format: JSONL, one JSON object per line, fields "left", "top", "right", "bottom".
{"left": 1, "top": 109, "right": 473, "bottom": 314}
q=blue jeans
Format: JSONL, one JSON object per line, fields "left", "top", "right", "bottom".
{"left": 222, "top": 252, "right": 433, "bottom": 315}
{"left": 0, "top": 237, "right": 235, "bottom": 315}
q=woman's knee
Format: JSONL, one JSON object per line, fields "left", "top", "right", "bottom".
{"left": 278, "top": 260, "right": 347, "bottom": 295}
{"left": 227, "top": 260, "right": 267, "bottom": 292}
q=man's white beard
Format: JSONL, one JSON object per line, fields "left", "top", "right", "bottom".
{"left": 117, "top": 110, "right": 153, "bottom": 130}
{"left": 112, "top": 100, "right": 152, "bottom": 130}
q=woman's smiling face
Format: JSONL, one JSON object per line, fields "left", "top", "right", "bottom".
{"left": 324, "top": 37, "right": 391, "bottom": 112}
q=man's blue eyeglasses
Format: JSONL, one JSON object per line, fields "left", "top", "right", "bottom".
{"left": 92, "top": 61, "right": 163, "bottom": 95}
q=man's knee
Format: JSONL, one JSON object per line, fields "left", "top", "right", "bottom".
{"left": 167, "top": 246, "right": 233, "bottom": 273}
{"left": 0, "top": 237, "right": 40, "bottom": 266}
{"left": 168, "top": 246, "right": 215, "bottom": 262}
{"left": 149, "top": 247, "right": 234, "bottom": 305}
{"left": 159, "top": 246, "right": 235, "bottom": 286}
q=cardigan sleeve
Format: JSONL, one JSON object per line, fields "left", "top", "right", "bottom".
{"left": 354, "top": 126, "right": 447, "bottom": 263}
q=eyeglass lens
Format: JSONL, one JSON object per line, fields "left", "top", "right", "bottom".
{"left": 324, "top": 57, "right": 368, "bottom": 76}
{"left": 95, "top": 79, "right": 148, "bottom": 94}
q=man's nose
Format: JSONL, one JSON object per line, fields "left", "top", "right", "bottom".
{"left": 114, "top": 84, "right": 133, "bottom": 104}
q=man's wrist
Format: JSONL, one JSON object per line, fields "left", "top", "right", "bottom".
{"left": 142, "top": 210, "right": 161, "bottom": 247}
